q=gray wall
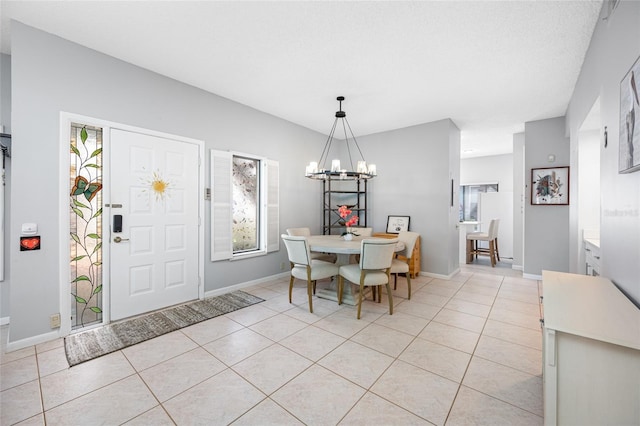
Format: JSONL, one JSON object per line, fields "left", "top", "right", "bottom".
{"left": 357, "top": 119, "right": 461, "bottom": 277}
{"left": 7, "top": 22, "right": 460, "bottom": 344}
{"left": 0, "top": 53, "right": 9, "bottom": 132}
{"left": 8, "top": 22, "right": 325, "bottom": 342}
{"left": 0, "top": 53, "right": 11, "bottom": 321}
{"left": 566, "top": 1, "right": 640, "bottom": 304}
{"left": 524, "top": 117, "right": 570, "bottom": 276}
{"left": 460, "top": 154, "right": 514, "bottom": 191}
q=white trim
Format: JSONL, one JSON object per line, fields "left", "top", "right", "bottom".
{"left": 419, "top": 269, "right": 461, "bottom": 280}
{"left": 523, "top": 272, "right": 543, "bottom": 280}
{"left": 60, "top": 112, "right": 205, "bottom": 337}
{"left": 512, "top": 264, "right": 524, "bottom": 271}
{"left": 5, "top": 330, "right": 61, "bottom": 353}
{"left": 229, "top": 250, "right": 267, "bottom": 261}
{"left": 59, "top": 117, "right": 72, "bottom": 336}
{"left": 203, "top": 272, "right": 289, "bottom": 298}
{"left": 0, "top": 316, "right": 9, "bottom": 326}
{"left": 197, "top": 139, "right": 205, "bottom": 300}
{"left": 210, "top": 149, "right": 233, "bottom": 261}
{"left": 459, "top": 181, "right": 501, "bottom": 186}
{"left": 265, "top": 159, "right": 280, "bottom": 253}
{"left": 102, "top": 127, "right": 112, "bottom": 325}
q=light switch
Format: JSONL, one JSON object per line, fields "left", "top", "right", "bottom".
{"left": 21, "top": 223, "right": 38, "bottom": 236}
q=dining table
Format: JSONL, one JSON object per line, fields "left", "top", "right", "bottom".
{"left": 307, "top": 234, "right": 404, "bottom": 306}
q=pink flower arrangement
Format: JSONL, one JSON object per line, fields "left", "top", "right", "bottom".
{"left": 338, "top": 205, "right": 359, "bottom": 234}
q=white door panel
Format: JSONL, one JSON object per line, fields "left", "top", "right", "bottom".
{"left": 110, "top": 129, "right": 199, "bottom": 321}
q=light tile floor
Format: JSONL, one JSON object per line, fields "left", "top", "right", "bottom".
{"left": 1, "top": 260, "right": 543, "bottom": 425}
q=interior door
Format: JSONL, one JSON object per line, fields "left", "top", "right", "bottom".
{"left": 110, "top": 128, "right": 199, "bottom": 321}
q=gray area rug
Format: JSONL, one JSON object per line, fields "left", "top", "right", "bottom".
{"left": 64, "top": 290, "right": 264, "bottom": 367}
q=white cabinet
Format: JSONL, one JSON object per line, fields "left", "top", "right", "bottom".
{"left": 583, "top": 238, "right": 600, "bottom": 276}
{"left": 458, "top": 221, "right": 479, "bottom": 263}
{"left": 541, "top": 271, "right": 640, "bottom": 425}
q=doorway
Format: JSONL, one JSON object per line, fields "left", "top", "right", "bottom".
{"left": 571, "top": 99, "right": 601, "bottom": 273}
{"left": 61, "top": 114, "right": 204, "bottom": 334}
{"left": 109, "top": 129, "right": 201, "bottom": 321}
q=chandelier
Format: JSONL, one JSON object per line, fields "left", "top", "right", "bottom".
{"left": 305, "top": 96, "right": 377, "bottom": 180}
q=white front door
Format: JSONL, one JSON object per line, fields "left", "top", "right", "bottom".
{"left": 110, "top": 129, "right": 200, "bottom": 321}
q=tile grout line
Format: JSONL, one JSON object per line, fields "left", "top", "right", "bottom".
{"left": 119, "top": 349, "right": 176, "bottom": 425}
{"left": 442, "top": 272, "right": 505, "bottom": 425}
{"left": 2, "top": 269, "right": 544, "bottom": 425}
{"left": 246, "top": 276, "right": 440, "bottom": 424}
{"left": 446, "top": 272, "right": 545, "bottom": 422}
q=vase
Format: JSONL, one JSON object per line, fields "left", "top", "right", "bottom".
{"left": 343, "top": 233, "right": 353, "bottom": 241}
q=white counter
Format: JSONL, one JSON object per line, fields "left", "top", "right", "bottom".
{"left": 458, "top": 221, "right": 480, "bottom": 263}
{"left": 542, "top": 271, "right": 640, "bottom": 425}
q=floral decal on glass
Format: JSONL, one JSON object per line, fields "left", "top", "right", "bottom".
{"left": 141, "top": 170, "right": 172, "bottom": 201}
{"left": 70, "top": 124, "right": 103, "bottom": 329}
{"left": 232, "top": 156, "right": 259, "bottom": 252}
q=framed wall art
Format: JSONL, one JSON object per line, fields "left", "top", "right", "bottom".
{"left": 620, "top": 54, "right": 640, "bottom": 173}
{"left": 531, "top": 166, "right": 569, "bottom": 205}
{"left": 386, "top": 215, "right": 410, "bottom": 233}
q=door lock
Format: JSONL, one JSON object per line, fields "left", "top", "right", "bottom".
{"left": 113, "top": 236, "right": 130, "bottom": 243}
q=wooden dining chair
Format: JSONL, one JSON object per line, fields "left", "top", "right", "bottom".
{"left": 281, "top": 234, "right": 340, "bottom": 313}
{"left": 286, "top": 227, "right": 336, "bottom": 263}
{"left": 390, "top": 231, "right": 420, "bottom": 300}
{"left": 338, "top": 238, "right": 398, "bottom": 319}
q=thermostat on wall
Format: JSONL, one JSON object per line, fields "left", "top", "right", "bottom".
{"left": 21, "top": 223, "right": 38, "bottom": 236}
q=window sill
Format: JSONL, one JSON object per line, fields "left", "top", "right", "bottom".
{"left": 231, "top": 249, "right": 267, "bottom": 261}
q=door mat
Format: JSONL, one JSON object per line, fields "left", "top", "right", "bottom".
{"left": 64, "top": 290, "right": 264, "bottom": 367}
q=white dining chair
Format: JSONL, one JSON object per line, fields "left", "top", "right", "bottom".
{"left": 338, "top": 238, "right": 398, "bottom": 319}
{"left": 286, "top": 227, "right": 336, "bottom": 263}
{"left": 353, "top": 227, "right": 373, "bottom": 236}
{"left": 286, "top": 227, "right": 311, "bottom": 237}
{"left": 281, "top": 234, "right": 340, "bottom": 313}
{"left": 466, "top": 219, "right": 500, "bottom": 267}
{"left": 390, "top": 231, "right": 420, "bottom": 300}
{"left": 349, "top": 227, "right": 373, "bottom": 263}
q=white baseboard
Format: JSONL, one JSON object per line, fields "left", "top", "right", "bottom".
{"left": 420, "top": 269, "right": 460, "bottom": 280}
{"left": 4, "top": 272, "right": 291, "bottom": 352}
{"left": 5, "top": 329, "right": 62, "bottom": 353}
{"left": 523, "top": 272, "right": 543, "bottom": 280}
{"left": 204, "top": 272, "right": 289, "bottom": 299}
{"left": 512, "top": 264, "right": 523, "bottom": 271}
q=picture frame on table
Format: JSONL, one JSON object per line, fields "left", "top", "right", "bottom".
{"left": 531, "top": 166, "right": 569, "bottom": 205}
{"left": 386, "top": 215, "right": 410, "bottom": 233}
{"left": 619, "top": 54, "right": 640, "bottom": 174}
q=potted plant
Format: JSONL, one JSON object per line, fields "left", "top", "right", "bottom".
{"left": 338, "top": 205, "right": 359, "bottom": 240}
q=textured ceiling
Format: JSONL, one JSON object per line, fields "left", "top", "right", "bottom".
{"left": 0, "top": 1, "right": 602, "bottom": 158}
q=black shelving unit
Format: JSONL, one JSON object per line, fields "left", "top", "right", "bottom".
{"left": 322, "top": 177, "right": 368, "bottom": 235}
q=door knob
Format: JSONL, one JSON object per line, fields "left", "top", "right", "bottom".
{"left": 113, "top": 236, "right": 129, "bottom": 243}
